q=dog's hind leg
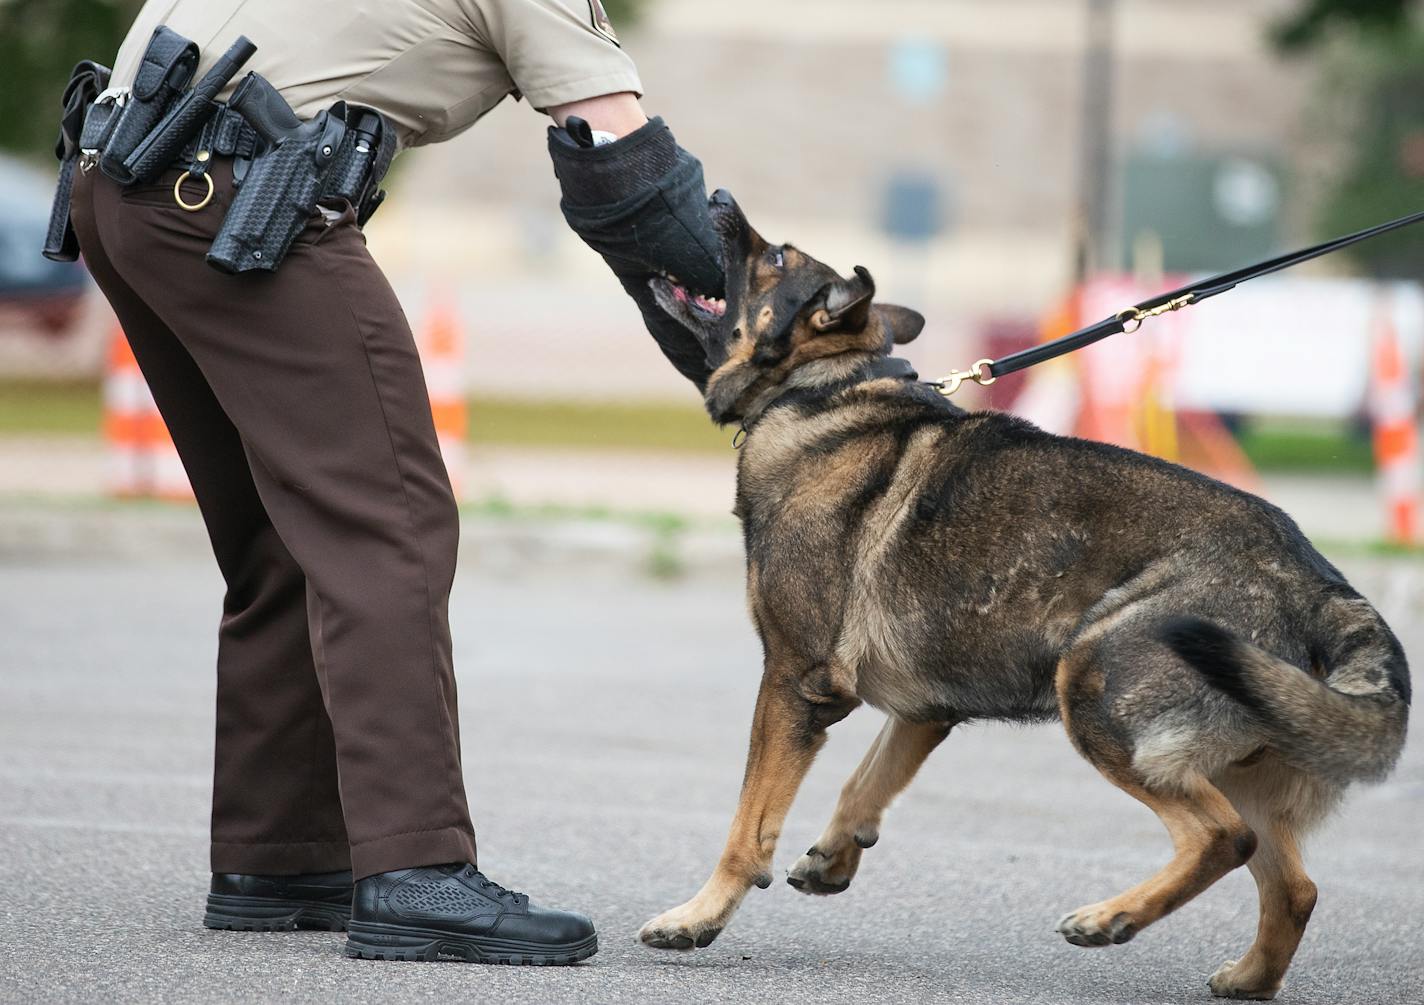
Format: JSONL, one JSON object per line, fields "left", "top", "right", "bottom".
{"left": 1208, "top": 767, "right": 1324, "bottom": 1000}
{"left": 1054, "top": 649, "right": 1257, "bottom": 948}
{"left": 1206, "top": 819, "right": 1316, "bottom": 1000}
{"left": 787, "top": 716, "right": 953, "bottom": 895}
{"left": 638, "top": 657, "right": 860, "bottom": 951}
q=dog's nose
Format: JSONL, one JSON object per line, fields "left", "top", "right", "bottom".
{"left": 710, "top": 188, "right": 734, "bottom": 207}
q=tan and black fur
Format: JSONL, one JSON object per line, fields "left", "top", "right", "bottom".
{"left": 637, "top": 191, "right": 1411, "bottom": 1000}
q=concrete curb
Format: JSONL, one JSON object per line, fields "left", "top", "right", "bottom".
{"left": 0, "top": 499, "right": 746, "bottom": 577}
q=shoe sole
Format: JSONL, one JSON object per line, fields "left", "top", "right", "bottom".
{"left": 204, "top": 893, "right": 351, "bottom": 932}
{"left": 344, "top": 920, "right": 598, "bottom": 965}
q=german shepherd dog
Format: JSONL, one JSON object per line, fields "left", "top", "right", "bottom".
{"left": 638, "top": 190, "right": 1410, "bottom": 999}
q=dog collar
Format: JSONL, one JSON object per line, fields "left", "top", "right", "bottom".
{"left": 733, "top": 356, "right": 919, "bottom": 447}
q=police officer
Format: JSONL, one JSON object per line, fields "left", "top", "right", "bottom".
{"left": 59, "top": 0, "right": 722, "bottom": 964}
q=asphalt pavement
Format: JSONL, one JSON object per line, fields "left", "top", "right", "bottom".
{"left": 1, "top": 543, "right": 1421, "bottom": 1004}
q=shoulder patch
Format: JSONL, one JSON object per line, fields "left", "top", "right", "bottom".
{"left": 589, "top": 0, "right": 621, "bottom": 46}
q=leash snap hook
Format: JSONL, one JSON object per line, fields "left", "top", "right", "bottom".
{"left": 1117, "top": 293, "right": 1197, "bottom": 334}
{"left": 932, "top": 358, "right": 997, "bottom": 397}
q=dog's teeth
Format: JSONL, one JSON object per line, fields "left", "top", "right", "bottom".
{"left": 687, "top": 293, "right": 728, "bottom": 318}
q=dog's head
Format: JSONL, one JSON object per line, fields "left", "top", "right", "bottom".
{"left": 650, "top": 190, "right": 925, "bottom": 425}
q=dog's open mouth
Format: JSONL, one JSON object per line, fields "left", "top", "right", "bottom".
{"left": 648, "top": 193, "right": 738, "bottom": 337}
{"left": 649, "top": 273, "right": 726, "bottom": 338}
{"left": 666, "top": 278, "right": 726, "bottom": 319}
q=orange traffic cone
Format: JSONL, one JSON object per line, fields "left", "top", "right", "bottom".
{"left": 101, "top": 320, "right": 194, "bottom": 501}
{"left": 149, "top": 417, "right": 194, "bottom": 502}
{"left": 1370, "top": 306, "right": 1420, "bottom": 545}
{"left": 417, "top": 291, "right": 468, "bottom": 498}
{"left": 101, "top": 324, "right": 151, "bottom": 498}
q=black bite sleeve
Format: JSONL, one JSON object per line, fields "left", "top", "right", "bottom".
{"left": 549, "top": 116, "right": 723, "bottom": 390}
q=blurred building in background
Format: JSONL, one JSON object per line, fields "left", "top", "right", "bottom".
{"left": 375, "top": 0, "right": 1313, "bottom": 400}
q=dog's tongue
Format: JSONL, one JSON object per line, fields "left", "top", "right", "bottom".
{"left": 672, "top": 283, "right": 726, "bottom": 317}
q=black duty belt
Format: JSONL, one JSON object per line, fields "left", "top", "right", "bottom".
{"left": 43, "top": 27, "right": 394, "bottom": 275}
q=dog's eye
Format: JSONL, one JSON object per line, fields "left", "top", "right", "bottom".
{"left": 768, "top": 248, "right": 784, "bottom": 269}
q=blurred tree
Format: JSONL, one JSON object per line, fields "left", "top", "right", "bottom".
{"left": 602, "top": 0, "right": 650, "bottom": 26}
{"left": 0, "top": 0, "right": 143, "bottom": 162}
{"left": 1272, "top": 1, "right": 1424, "bottom": 276}
{"left": 1313, "top": 30, "right": 1424, "bottom": 278}
{"left": 1274, "top": 0, "right": 1415, "bottom": 51}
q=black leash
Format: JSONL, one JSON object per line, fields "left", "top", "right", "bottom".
{"left": 929, "top": 208, "right": 1424, "bottom": 396}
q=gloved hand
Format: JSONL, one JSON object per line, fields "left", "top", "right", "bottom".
{"left": 548, "top": 116, "right": 724, "bottom": 390}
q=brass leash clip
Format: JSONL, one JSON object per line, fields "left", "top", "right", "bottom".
{"left": 931, "top": 358, "right": 997, "bottom": 397}
{"left": 1116, "top": 293, "right": 1196, "bottom": 333}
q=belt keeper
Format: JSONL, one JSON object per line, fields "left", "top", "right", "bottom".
{"left": 186, "top": 114, "right": 219, "bottom": 177}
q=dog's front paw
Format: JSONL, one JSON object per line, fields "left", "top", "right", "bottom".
{"left": 1056, "top": 902, "right": 1140, "bottom": 947}
{"left": 1208, "top": 959, "right": 1281, "bottom": 1000}
{"left": 786, "top": 835, "right": 869, "bottom": 896}
{"left": 637, "top": 903, "right": 726, "bottom": 951}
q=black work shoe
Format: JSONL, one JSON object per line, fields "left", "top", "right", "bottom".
{"left": 345, "top": 864, "right": 597, "bottom": 965}
{"left": 204, "top": 870, "right": 353, "bottom": 932}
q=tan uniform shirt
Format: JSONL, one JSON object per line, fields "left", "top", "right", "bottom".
{"left": 110, "top": 0, "right": 641, "bottom": 149}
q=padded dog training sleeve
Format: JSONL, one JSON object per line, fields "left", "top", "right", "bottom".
{"left": 549, "top": 116, "right": 723, "bottom": 390}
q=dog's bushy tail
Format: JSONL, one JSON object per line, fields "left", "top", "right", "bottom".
{"left": 1161, "top": 606, "right": 1410, "bottom": 785}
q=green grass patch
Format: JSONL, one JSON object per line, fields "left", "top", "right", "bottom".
{"left": 1308, "top": 537, "right": 1424, "bottom": 559}
{"left": 0, "top": 380, "right": 729, "bottom": 452}
{"left": 468, "top": 396, "right": 726, "bottom": 453}
{"left": 462, "top": 494, "right": 705, "bottom": 532}
{"left": 0, "top": 379, "right": 102, "bottom": 435}
{"left": 1235, "top": 418, "right": 1375, "bottom": 475}
{"left": 0, "top": 380, "right": 1382, "bottom": 477}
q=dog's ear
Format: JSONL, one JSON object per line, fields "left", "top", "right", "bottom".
{"left": 876, "top": 305, "right": 925, "bottom": 344}
{"left": 810, "top": 266, "right": 876, "bottom": 333}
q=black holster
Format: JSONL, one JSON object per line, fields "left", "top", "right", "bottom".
{"left": 43, "top": 60, "right": 111, "bottom": 262}
{"left": 208, "top": 73, "right": 394, "bottom": 274}
{"left": 122, "top": 36, "right": 257, "bottom": 185}
{"left": 324, "top": 107, "right": 396, "bottom": 227}
{"left": 98, "top": 26, "right": 199, "bottom": 184}
{"left": 206, "top": 108, "right": 347, "bottom": 274}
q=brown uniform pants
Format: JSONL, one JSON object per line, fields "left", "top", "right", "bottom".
{"left": 70, "top": 160, "right": 477, "bottom": 880}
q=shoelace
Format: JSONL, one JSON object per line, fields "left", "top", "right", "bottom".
{"left": 462, "top": 866, "right": 526, "bottom": 906}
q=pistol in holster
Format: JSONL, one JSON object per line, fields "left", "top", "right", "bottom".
{"left": 208, "top": 73, "right": 394, "bottom": 274}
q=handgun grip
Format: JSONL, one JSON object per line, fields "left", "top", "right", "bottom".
{"left": 228, "top": 72, "right": 301, "bottom": 145}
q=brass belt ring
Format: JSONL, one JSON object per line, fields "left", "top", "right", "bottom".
{"left": 173, "top": 170, "right": 214, "bottom": 212}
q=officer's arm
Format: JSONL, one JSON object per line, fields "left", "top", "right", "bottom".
{"left": 546, "top": 92, "right": 647, "bottom": 139}
{"left": 469, "top": 0, "right": 722, "bottom": 390}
